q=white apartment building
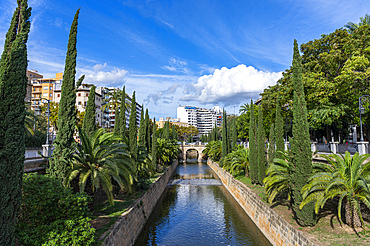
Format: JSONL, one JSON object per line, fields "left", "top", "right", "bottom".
{"left": 177, "top": 105, "right": 223, "bottom": 136}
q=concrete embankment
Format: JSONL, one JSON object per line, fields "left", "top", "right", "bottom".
{"left": 101, "top": 160, "right": 179, "bottom": 246}
{"left": 207, "top": 159, "right": 320, "bottom": 246}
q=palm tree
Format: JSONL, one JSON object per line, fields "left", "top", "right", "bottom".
{"left": 203, "top": 140, "right": 222, "bottom": 162}
{"left": 24, "top": 110, "right": 36, "bottom": 136}
{"left": 300, "top": 152, "right": 370, "bottom": 228}
{"left": 230, "top": 148, "right": 249, "bottom": 176}
{"left": 239, "top": 103, "right": 249, "bottom": 115}
{"left": 345, "top": 14, "right": 370, "bottom": 34}
{"left": 65, "top": 128, "right": 136, "bottom": 205}
{"left": 263, "top": 151, "right": 293, "bottom": 204}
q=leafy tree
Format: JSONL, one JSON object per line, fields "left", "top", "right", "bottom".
{"left": 172, "top": 124, "right": 177, "bottom": 140}
{"left": 301, "top": 152, "right": 370, "bottom": 228}
{"left": 249, "top": 100, "right": 258, "bottom": 184}
{"left": 152, "top": 118, "right": 157, "bottom": 170}
{"left": 65, "top": 128, "right": 135, "bottom": 205}
{"left": 138, "top": 106, "right": 145, "bottom": 147}
{"left": 290, "top": 39, "right": 316, "bottom": 226}
{"left": 163, "top": 121, "right": 170, "bottom": 140}
{"left": 82, "top": 85, "right": 96, "bottom": 136}
{"left": 345, "top": 14, "right": 370, "bottom": 34}
{"left": 0, "top": 1, "right": 31, "bottom": 244}
{"left": 128, "top": 91, "right": 137, "bottom": 162}
{"left": 115, "top": 86, "right": 126, "bottom": 139}
{"left": 257, "top": 106, "right": 266, "bottom": 184}
{"left": 49, "top": 9, "right": 84, "bottom": 182}
{"left": 268, "top": 124, "right": 275, "bottom": 166}
{"left": 232, "top": 116, "right": 237, "bottom": 149}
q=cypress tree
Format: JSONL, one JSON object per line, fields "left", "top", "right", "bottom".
{"left": 290, "top": 39, "right": 316, "bottom": 226}
{"left": 275, "top": 98, "right": 284, "bottom": 159}
{"left": 249, "top": 100, "right": 258, "bottom": 183}
{"left": 0, "top": 1, "right": 31, "bottom": 243}
{"left": 152, "top": 118, "right": 157, "bottom": 169}
{"left": 117, "top": 86, "right": 127, "bottom": 139}
{"left": 227, "top": 116, "right": 231, "bottom": 153}
{"left": 49, "top": 9, "right": 84, "bottom": 181}
{"left": 257, "top": 106, "right": 266, "bottom": 184}
{"left": 163, "top": 121, "right": 170, "bottom": 140}
{"left": 172, "top": 124, "right": 177, "bottom": 140}
{"left": 268, "top": 123, "right": 275, "bottom": 166}
{"left": 232, "top": 116, "right": 237, "bottom": 149}
{"left": 222, "top": 109, "right": 227, "bottom": 158}
{"left": 138, "top": 106, "right": 145, "bottom": 147}
{"left": 129, "top": 91, "right": 137, "bottom": 162}
{"left": 82, "top": 85, "right": 96, "bottom": 136}
{"left": 145, "top": 109, "right": 150, "bottom": 151}
{"left": 113, "top": 96, "right": 120, "bottom": 133}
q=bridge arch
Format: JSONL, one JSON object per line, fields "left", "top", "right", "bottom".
{"left": 180, "top": 143, "right": 206, "bottom": 162}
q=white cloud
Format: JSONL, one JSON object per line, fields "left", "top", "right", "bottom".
{"left": 181, "top": 64, "right": 282, "bottom": 106}
{"left": 162, "top": 57, "right": 191, "bottom": 74}
{"left": 83, "top": 67, "right": 128, "bottom": 87}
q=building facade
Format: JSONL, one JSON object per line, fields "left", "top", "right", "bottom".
{"left": 26, "top": 70, "right": 43, "bottom": 102}
{"left": 177, "top": 105, "right": 222, "bottom": 136}
{"left": 156, "top": 117, "right": 189, "bottom": 128}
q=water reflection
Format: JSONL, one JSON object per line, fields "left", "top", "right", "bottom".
{"left": 134, "top": 162, "right": 271, "bottom": 246}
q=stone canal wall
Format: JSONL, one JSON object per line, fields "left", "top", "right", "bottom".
{"left": 101, "top": 160, "right": 179, "bottom": 246}
{"left": 207, "top": 159, "right": 319, "bottom": 246}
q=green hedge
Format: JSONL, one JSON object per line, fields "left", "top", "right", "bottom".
{"left": 16, "top": 174, "right": 95, "bottom": 245}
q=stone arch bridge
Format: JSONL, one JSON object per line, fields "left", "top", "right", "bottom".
{"left": 179, "top": 143, "right": 206, "bottom": 162}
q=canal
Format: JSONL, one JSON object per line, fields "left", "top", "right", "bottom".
{"left": 134, "top": 160, "right": 272, "bottom": 246}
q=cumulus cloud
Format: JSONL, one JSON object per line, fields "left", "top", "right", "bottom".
{"left": 83, "top": 66, "right": 128, "bottom": 87}
{"left": 181, "top": 64, "right": 282, "bottom": 106}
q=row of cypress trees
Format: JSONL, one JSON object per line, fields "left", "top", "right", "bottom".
{"left": 247, "top": 39, "right": 315, "bottom": 226}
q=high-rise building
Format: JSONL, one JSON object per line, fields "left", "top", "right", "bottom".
{"left": 26, "top": 70, "right": 43, "bottom": 102}
{"left": 177, "top": 105, "right": 222, "bottom": 136}
{"left": 30, "top": 72, "right": 63, "bottom": 110}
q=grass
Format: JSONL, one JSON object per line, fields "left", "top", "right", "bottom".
{"left": 90, "top": 169, "right": 166, "bottom": 245}
{"left": 229, "top": 171, "right": 370, "bottom": 246}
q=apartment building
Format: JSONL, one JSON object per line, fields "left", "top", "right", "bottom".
{"left": 26, "top": 70, "right": 43, "bottom": 102}
{"left": 54, "top": 84, "right": 103, "bottom": 127}
{"left": 30, "top": 72, "right": 63, "bottom": 110}
{"left": 177, "top": 105, "right": 223, "bottom": 136}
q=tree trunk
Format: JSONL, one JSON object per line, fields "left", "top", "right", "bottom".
{"left": 345, "top": 200, "right": 362, "bottom": 227}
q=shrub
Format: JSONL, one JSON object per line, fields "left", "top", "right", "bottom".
{"left": 16, "top": 174, "right": 95, "bottom": 245}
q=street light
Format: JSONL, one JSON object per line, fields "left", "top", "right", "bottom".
{"left": 34, "top": 98, "right": 51, "bottom": 146}
{"left": 359, "top": 95, "right": 370, "bottom": 142}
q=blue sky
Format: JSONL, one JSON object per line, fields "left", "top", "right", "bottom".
{"left": 0, "top": 0, "right": 368, "bottom": 119}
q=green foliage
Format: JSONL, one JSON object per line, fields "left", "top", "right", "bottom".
{"left": 222, "top": 147, "right": 249, "bottom": 176}
{"left": 268, "top": 124, "right": 275, "bottom": 166}
{"left": 25, "top": 129, "right": 46, "bottom": 148}
{"left": 232, "top": 116, "right": 237, "bottom": 149}
{"left": 290, "top": 39, "right": 316, "bottom": 226}
{"left": 129, "top": 91, "right": 137, "bottom": 162}
{"left": 275, "top": 98, "right": 284, "bottom": 159}
{"left": 345, "top": 14, "right": 370, "bottom": 34}
{"left": 249, "top": 100, "right": 258, "bottom": 184}
{"left": 115, "top": 86, "right": 127, "bottom": 140}
{"left": 138, "top": 106, "right": 145, "bottom": 147}
{"left": 156, "top": 138, "right": 180, "bottom": 165}
{"left": 163, "top": 121, "right": 170, "bottom": 140}
{"left": 263, "top": 151, "right": 293, "bottom": 204}
{"left": 203, "top": 140, "right": 222, "bottom": 162}
{"left": 257, "top": 106, "right": 266, "bottom": 184}
{"left": 172, "top": 124, "right": 177, "bottom": 140}
{"left": 152, "top": 118, "right": 157, "bottom": 169}
{"left": 49, "top": 9, "right": 83, "bottom": 182}
{"left": 301, "top": 152, "right": 370, "bottom": 228}
{"left": 0, "top": 1, "right": 31, "bottom": 244}
{"left": 65, "top": 128, "right": 135, "bottom": 205}
{"left": 82, "top": 85, "right": 96, "bottom": 136}
{"left": 145, "top": 109, "right": 150, "bottom": 151}
{"left": 16, "top": 174, "right": 94, "bottom": 246}
{"left": 222, "top": 109, "right": 228, "bottom": 158}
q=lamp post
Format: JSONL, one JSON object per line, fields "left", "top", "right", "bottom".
{"left": 34, "top": 98, "right": 51, "bottom": 157}
{"left": 358, "top": 95, "right": 370, "bottom": 155}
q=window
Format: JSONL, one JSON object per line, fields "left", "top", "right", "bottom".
{"left": 84, "top": 102, "right": 87, "bottom": 106}
{"left": 57, "top": 94, "right": 60, "bottom": 97}
{"left": 43, "top": 86, "right": 48, "bottom": 90}
{"left": 86, "top": 93, "right": 89, "bottom": 96}
{"left": 50, "top": 93, "right": 52, "bottom": 97}
{"left": 50, "top": 86, "right": 52, "bottom": 90}
{"left": 43, "top": 93, "right": 48, "bottom": 97}
{"left": 78, "top": 101, "right": 81, "bottom": 105}
{"left": 78, "top": 93, "right": 81, "bottom": 97}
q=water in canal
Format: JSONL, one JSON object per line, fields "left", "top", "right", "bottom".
{"left": 134, "top": 160, "right": 272, "bottom": 246}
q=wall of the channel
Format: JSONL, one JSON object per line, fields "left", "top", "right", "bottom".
{"left": 207, "top": 159, "right": 320, "bottom": 246}
{"left": 101, "top": 160, "right": 179, "bottom": 246}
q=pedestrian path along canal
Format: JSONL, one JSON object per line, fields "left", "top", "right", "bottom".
{"left": 134, "top": 160, "right": 272, "bottom": 246}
